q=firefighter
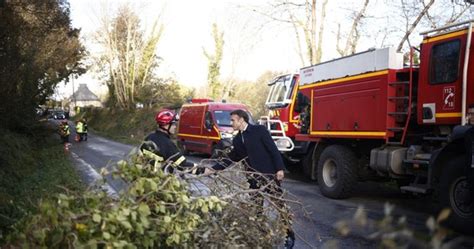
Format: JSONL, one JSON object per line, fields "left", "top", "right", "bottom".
{"left": 82, "top": 118, "right": 88, "bottom": 141}
{"left": 59, "top": 120, "right": 70, "bottom": 144}
{"left": 76, "top": 119, "right": 84, "bottom": 142}
{"left": 142, "top": 109, "right": 202, "bottom": 173}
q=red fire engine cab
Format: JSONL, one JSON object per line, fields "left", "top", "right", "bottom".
{"left": 263, "top": 20, "right": 474, "bottom": 234}
{"left": 177, "top": 99, "right": 251, "bottom": 156}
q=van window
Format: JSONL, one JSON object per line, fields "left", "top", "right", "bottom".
{"left": 214, "top": 110, "right": 233, "bottom": 127}
{"left": 214, "top": 110, "right": 254, "bottom": 126}
{"left": 430, "top": 39, "right": 460, "bottom": 84}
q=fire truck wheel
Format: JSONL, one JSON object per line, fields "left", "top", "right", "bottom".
{"left": 438, "top": 156, "right": 474, "bottom": 235}
{"left": 317, "top": 145, "right": 357, "bottom": 199}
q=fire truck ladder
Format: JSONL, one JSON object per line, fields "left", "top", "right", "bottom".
{"left": 386, "top": 49, "right": 414, "bottom": 146}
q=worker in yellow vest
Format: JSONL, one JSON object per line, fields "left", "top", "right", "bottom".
{"left": 59, "top": 120, "right": 70, "bottom": 144}
{"left": 76, "top": 120, "right": 84, "bottom": 142}
{"left": 82, "top": 118, "right": 88, "bottom": 141}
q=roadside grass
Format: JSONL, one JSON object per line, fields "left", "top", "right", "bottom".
{"left": 0, "top": 124, "right": 84, "bottom": 241}
{"left": 75, "top": 107, "right": 157, "bottom": 145}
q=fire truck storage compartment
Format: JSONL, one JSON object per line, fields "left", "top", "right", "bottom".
{"left": 299, "top": 47, "right": 405, "bottom": 136}
{"left": 370, "top": 147, "right": 407, "bottom": 176}
{"left": 300, "top": 47, "right": 403, "bottom": 86}
{"left": 311, "top": 74, "right": 390, "bottom": 133}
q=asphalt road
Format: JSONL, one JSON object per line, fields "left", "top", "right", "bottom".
{"left": 57, "top": 122, "right": 472, "bottom": 248}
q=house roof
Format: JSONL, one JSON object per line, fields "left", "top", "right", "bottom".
{"left": 70, "top": 84, "right": 100, "bottom": 101}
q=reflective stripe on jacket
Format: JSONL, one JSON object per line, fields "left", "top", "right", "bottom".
{"left": 64, "top": 125, "right": 70, "bottom": 136}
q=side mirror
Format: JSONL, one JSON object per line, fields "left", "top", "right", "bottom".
{"left": 205, "top": 118, "right": 213, "bottom": 130}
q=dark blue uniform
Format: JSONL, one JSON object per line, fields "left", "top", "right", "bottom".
{"left": 229, "top": 123, "right": 285, "bottom": 175}
{"left": 144, "top": 130, "right": 193, "bottom": 168}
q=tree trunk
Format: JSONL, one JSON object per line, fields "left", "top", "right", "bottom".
{"left": 397, "top": 0, "right": 435, "bottom": 52}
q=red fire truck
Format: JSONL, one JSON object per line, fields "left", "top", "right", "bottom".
{"left": 263, "top": 20, "right": 474, "bottom": 233}
{"left": 177, "top": 99, "right": 251, "bottom": 156}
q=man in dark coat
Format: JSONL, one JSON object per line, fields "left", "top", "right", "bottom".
{"left": 227, "top": 110, "right": 285, "bottom": 180}
{"left": 226, "top": 109, "right": 295, "bottom": 248}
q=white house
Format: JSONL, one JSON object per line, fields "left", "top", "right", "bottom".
{"left": 69, "top": 84, "right": 102, "bottom": 109}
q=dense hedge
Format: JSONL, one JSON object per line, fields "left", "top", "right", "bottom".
{"left": 76, "top": 107, "right": 158, "bottom": 145}
{"left": 0, "top": 124, "right": 83, "bottom": 242}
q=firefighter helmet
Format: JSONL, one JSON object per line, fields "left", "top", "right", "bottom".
{"left": 155, "top": 109, "right": 176, "bottom": 126}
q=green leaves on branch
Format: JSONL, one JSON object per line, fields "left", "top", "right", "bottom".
{"left": 4, "top": 153, "right": 228, "bottom": 248}
{"left": 5, "top": 144, "right": 292, "bottom": 248}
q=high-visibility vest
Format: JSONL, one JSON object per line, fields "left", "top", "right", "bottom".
{"left": 64, "top": 125, "right": 70, "bottom": 136}
{"left": 76, "top": 122, "right": 83, "bottom": 133}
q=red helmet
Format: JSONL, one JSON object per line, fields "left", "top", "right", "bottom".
{"left": 155, "top": 109, "right": 176, "bottom": 126}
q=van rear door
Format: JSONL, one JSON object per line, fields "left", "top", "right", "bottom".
{"left": 178, "top": 104, "right": 206, "bottom": 153}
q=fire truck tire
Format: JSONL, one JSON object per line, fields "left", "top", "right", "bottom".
{"left": 317, "top": 145, "right": 357, "bottom": 199}
{"left": 437, "top": 156, "right": 474, "bottom": 235}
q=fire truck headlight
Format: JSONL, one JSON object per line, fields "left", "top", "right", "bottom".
{"left": 220, "top": 132, "right": 233, "bottom": 139}
{"left": 275, "top": 139, "right": 291, "bottom": 149}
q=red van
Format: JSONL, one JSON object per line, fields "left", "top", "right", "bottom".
{"left": 177, "top": 99, "right": 252, "bottom": 155}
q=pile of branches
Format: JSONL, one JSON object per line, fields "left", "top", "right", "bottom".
{"left": 3, "top": 149, "right": 294, "bottom": 248}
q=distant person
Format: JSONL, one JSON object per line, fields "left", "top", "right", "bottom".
{"left": 76, "top": 119, "right": 84, "bottom": 142}
{"left": 82, "top": 118, "right": 88, "bottom": 141}
{"left": 59, "top": 120, "right": 70, "bottom": 144}
{"left": 214, "top": 109, "right": 295, "bottom": 248}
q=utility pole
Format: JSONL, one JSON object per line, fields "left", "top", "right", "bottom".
{"left": 71, "top": 74, "right": 76, "bottom": 112}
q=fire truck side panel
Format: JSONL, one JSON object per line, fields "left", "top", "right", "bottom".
{"left": 417, "top": 30, "right": 474, "bottom": 125}
{"left": 308, "top": 71, "right": 394, "bottom": 139}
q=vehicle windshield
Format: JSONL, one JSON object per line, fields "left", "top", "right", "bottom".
{"left": 214, "top": 110, "right": 254, "bottom": 127}
{"left": 266, "top": 74, "right": 295, "bottom": 105}
{"left": 214, "top": 110, "right": 233, "bottom": 127}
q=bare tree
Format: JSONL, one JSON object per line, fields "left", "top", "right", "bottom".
{"left": 397, "top": 0, "right": 435, "bottom": 52}
{"left": 253, "top": 0, "right": 329, "bottom": 66}
{"left": 203, "top": 23, "right": 224, "bottom": 100}
{"left": 336, "top": 0, "right": 370, "bottom": 56}
{"left": 395, "top": 0, "right": 472, "bottom": 52}
{"left": 94, "top": 4, "right": 163, "bottom": 109}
